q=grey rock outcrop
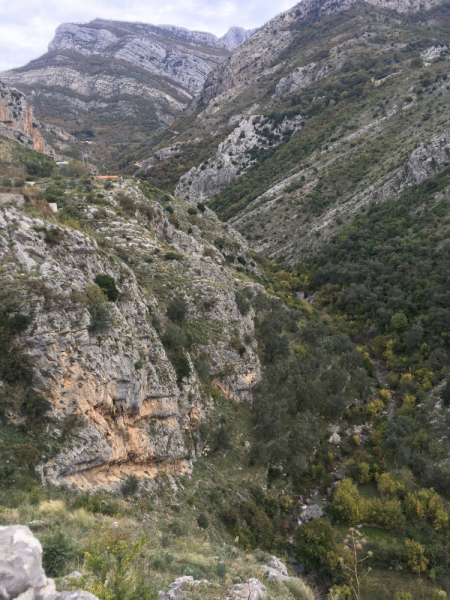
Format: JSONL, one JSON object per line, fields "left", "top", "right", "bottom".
{"left": 0, "top": 80, "right": 53, "bottom": 155}
{"left": 275, "top": 61, "right": 342, "bottom": 95}
{"left": 1, "top": 20, "right": 252, "bottom": 136}
{"left": 175, "top": 114, "right": 304, "bottom": 202}
{"left": 262, "top": 556, "right": 291, "bottom": 581}
{"left": 300, "top": 504, "right": 323, "bottom": 522}
{"left": 190, "top": 0, "right": 443, "bottom": 113}
{"left": 329, "top": 433, "right": 341, "bottom": 445}
{"left": 0, "top": 526, "right": 98, "bottom": 600}
{"left": 158, "top": 576, "right": 208, "bottom": 600}
{"left": 307, "top": 128, "right": 450, "bottom": 240}
{"left": 220, "top": 27, "right": 255, "bottom": 51}
{"left": 226, "top": 579, "right": 266, "bottom": 600}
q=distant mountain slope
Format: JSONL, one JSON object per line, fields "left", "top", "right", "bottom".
{"left": 133, "top": 0, "right": 450, "bottom": 265}
{"left": 0, "top": 20, "right": 253, "bottom": 169}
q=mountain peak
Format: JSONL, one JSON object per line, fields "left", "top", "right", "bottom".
{"left": 220, "top": 26, "right": 255, "bottom": 51}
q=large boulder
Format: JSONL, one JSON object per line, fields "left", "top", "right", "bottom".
{"left": 261, "top": 556, "right": 290, "bottom": 581}
{"left": 300, "top": 504, "right": 323, "bottom": 522}
{"left": 0, "top": 526, "right": 98, "bottom": 600}
{"left": 0, "top": 526, "right": 46, "bottom": 600}
{"left": 226, "top": 579, "right": 266, "bottom": 600}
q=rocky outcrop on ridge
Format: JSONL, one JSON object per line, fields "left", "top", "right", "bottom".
{"left": 0, "top": 80, "right": 53, "bottom": 155}
{"left": 190, "top": 0, "right": 444, "bottom": 112}
{"left": 275, "top": 62, "right": 343, "bottom": 96}
{"left": 175, "top": 114, "right": 304, "bottom": 202}
{"left": 0, "top": 181, "right": 261, "bottom": 488}
{"left": 300, "top": 128, "right": 450, "bottom": 241}
{"left": 0, "top": 525, "right": 97, "bottom": 600}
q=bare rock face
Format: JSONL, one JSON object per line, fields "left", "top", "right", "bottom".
{"left": 304, "top": 128, "right": 450, "bottom": 243}
{"left": 220, "top": 27, "right": 255, "bottom": 51}
{"left": 175, "top": 114, "right": 304, "bottom": 202}
{"left": 275, "top": 62, "right": 342, "bottom": 96}
{"left": 158, "top": 576, "right": 208, "bottom": 600}
{"left": 0, "top": 526, "right": 98, "bottom": 600}
{"left": 0, "top": 80, "right": 53, "bottom": 155}
{"left": 300, "top": 504, "right": 324, "bottom": 522}
{"left": 262, "top": 556, "right": 291, "bottom": 581}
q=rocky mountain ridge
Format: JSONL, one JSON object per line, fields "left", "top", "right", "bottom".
{"left": 189, "top": 0, "right": 444, "bottom": 113}
{"left": 0, "top": 20, "right": 254, "bottom": 163}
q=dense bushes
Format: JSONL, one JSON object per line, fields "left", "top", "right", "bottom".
{"left": 251, "top": 303, "right": 373, "bottom": 483}
{"left": 294, "top": 519, "right": 338, "bottom": 569}
{"left": 221, "top": 490, "right": 293, "bottom": 551}
{"left": 42, "top": 531, "right": 74, "bottom": 577}
{"left": 94, "top": 274, "right": 119, "bottom": 302}
{"left": 166, "top": 297, "right": 187, "bottom": 323}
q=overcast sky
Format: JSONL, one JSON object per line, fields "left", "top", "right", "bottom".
{"left": 0, "top": 0, "right": 295, "bottom": 72}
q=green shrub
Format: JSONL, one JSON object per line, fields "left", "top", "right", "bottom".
{"left": 294, "top": 519, "right": 338, "bottom": 568}
{"left": 119, "top": 195, "right": 136, "bottom": 213}
{"left": 81, "top": 526, "right": 157, "bottom": 600}
{"left": 173, "top": 356, "right": 191, "bottom": 384}
{"left": 164, "top": 252, "right": 183, "bottom": 261}
{"left": 194, "top": 359, "right": 210, "bottom": 383}
{"left": 162, "top": 323, "right": 187, "bottom": 351}
{"left": 88, "top": 303, "right": 113, "bottom": 333}
{"left": 391, "top": 312, "right": 408, "bottom": 332}
{"left": 213, "top": 424, "right": 234, "bottom": 452}
{"left": 222, "top": 505, "right": 239, "bottom": 527}
{"left": 441, "top": 380, "right": 450, "bottom": 406}
{"left": 283, "top": 579, "right": 315, "bottom": 600}
{"left": 42, "top": 531, "right": 73, "bottom": 577}
{"left": 94, "top": 274, "right": 119, "bottom": 302}
{"left": 197, "top": 203, "right": 206, "bottom": 213}
{"left": 235, "top": 289, "right": 251, "bottom": 316}
{"left": 197, "top": 512, "right": 209, "bottom": 529}
{"left": 121, "top": 475, "right": 140, "bottom": 496}
{"left": 166, "top": 297, "right": 187, "bottom": 323}
{"left": 188, "top": 207, "right": 198, "bottom": 215}
{"left": 44, "top": 228, "right": 63, "bottom": 246}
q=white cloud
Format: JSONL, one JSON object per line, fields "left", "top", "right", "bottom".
{"left": 0, "top": 0, "right": 295, "bottom": 72}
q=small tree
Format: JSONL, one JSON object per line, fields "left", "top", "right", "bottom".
{"left": 81, "top": 525, "right": 157, "bottom": 600}
{"left": 339, "top": 528, "right": 373, "bottom": 600}
{"left": 441, "top": 380, "right": 450, "bottom": 407}
{"left": 197, "top": 512, "right": 209, "bottom": 529}
{"left": 294, "top": 518, "right": 339, "bottom": 569}
{"left": 404, "top": 539, "right": 428, "bottom": 574}
{"left": 121, "top": 475, "right": 140, "bottom": 497}
{"left": 391, "top": 312, "right": 408, "bottom": 333}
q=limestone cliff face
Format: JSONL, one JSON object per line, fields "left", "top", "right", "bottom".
{"left": 175, "top": 114, "right": 304, "bottom": 202}
{"left": 0, "top": 81, "right": 53, "bottom": 155}
{"left": 0, "top": 182, "right": 261, "bottom": 489}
